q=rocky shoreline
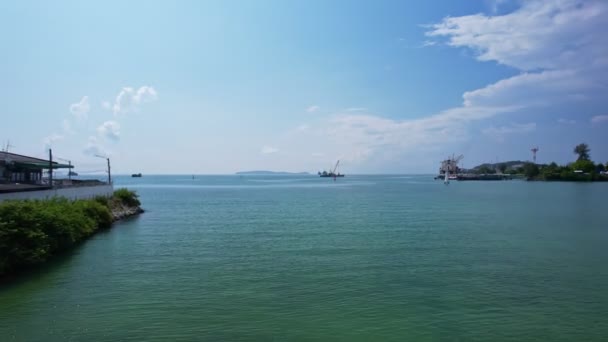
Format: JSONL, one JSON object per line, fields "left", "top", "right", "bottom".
{"left": 111, "top": 202, "right": 145, "bottom": 221}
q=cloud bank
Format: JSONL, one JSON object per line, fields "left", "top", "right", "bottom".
{"left": 97, "top": 121, "right": 121, "bottom": 141}
{"left": 112, "top": 86, "right": 158, "bottom": 115}
{"left": 591, "top": 115, "right": 608, "bottom": 124}
{"left": 288, "top": 0, "right": 608, "bottom": 170}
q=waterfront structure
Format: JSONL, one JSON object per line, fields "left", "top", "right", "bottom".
{"left": 0, "top": 151, "right": 112, "bottom": 201}
{"left": 0, "top": 151, "right": 72, "bottom": 186}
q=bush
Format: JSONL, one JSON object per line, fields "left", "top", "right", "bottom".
{"left": 76, "top": 200, "right": 113, "bottom": 230}
{"left": 0, "top": 198, "right": 112, "bottom": 276}
{"left": 93, "top": 195, "right": 109, "bottom": 207}
{"left": 113, "top": 188, "right": 140, "bottom": 207}
{"left": 0, "top": 189, "right": 143, "bottom": 277}
{"left": 570, "top": 160, "right": 595, "bottom": 173}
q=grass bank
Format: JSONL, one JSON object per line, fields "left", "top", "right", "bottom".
{"left": 0, "top": 188, "right": 142, "bottom": 278}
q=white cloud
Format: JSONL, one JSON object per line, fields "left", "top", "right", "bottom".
{"left": 261, "top": 146, "right": 279, "bottom": 154}
{"left": 43, "top": 134, "right": 64, "bottom": 150}
{"left": 557, "top": 118, "right": 576, "bottom": 125}
{"left": 482, "top": 122, "right": 537, "bottom": 142}
{"left": 83, "top": 136, "right": 106, "bottom": 156}
{"left": 306, "top": 105, "right": 320, "bottom": 113}
{"left": 590, "top": 115, "right": 608, "bottom": 124}
{"left": 70, "top": 96, "right": 90, "bottom": 119}
{"left": 97, "top": 121, "right": 121, "bottom": 141}
{"left": 422, "top": 40, "right": 437, "bottom": 47}
{"left": 461, "top": 69, "right": 593, "bottom": 108}
{"left": 62, "top": 119, "right": 75, "bottom": 134}
{"left": 426, "top": 1, "right": 608, "bottom": 71}
{"left": 102, "top": 101, "right": 111, "bottom": 110}
{"left": 133, "top": 86, "right": 157, "bottom": 103}
{"left": 112, "top": 86, "right": 158, "bottom": 115}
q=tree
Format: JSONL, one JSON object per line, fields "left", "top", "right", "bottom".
{"left": 523, "top": 162, "right": 540, "bottom": 179}
{"left": 574, "top": 143, "right": 590, "bottom": 161}
{"left": 497, "top": 163, "right": 507, "bottom": 174}
{"left": 541, "top": 162, "right": 560, "bottom": 177}
{"left": 571, "top": 160, "right": 595, "bottom": 173}
{"left": 596, "top": 163, "right": 605, "bottom": 173}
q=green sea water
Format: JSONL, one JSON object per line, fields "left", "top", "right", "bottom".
{"left": 1, "top": 175, "right": 607, "bottom": 341}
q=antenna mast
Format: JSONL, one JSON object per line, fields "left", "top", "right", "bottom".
{"left": 2, "top": 140, "right": 15, "bottom": 153}
{"left": 531, "top": 147, "right": 539, "bottom": 164}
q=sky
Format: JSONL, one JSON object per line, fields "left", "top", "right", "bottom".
{"left": 0, "top": 0, "right": 607, "bottom": 174}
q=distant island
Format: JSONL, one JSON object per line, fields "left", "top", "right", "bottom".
{"left": 235, "top": 171, "right": 311, "bottom": 175}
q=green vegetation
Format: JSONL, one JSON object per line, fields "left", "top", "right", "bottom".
{"left": 497, "top": 163, "right": 507, "bottom": 174}
{"left": 0, "top": 188, "right": 140, "bottom": 277}
{"left": 113, "top": 188, "right": 141, "bottom": 207}
{"left": 531, "top": 144, "right": 608, "bottom": 182}
{"left": 470, "top": 144, "right": 608, "bottom": 182}
{"left": 523, "top": 162, "right": 540, "bottom": 179}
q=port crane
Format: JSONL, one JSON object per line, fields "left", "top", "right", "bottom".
{"left": 441, "top": 154, "right": 463, "bottom": 184}
{"left": 331, "top": 160, "right": 340, "bottom": 181}
{"left": 318, "top": 159, "right": 344, "bottom": 179}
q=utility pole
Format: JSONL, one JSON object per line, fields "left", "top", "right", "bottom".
{"left": 49, "top": 148, "right": 53, "bottom": 187}
{"left": 107, "top": 157, "right": 111, "bottom": 184}
{"left": 95, "top": 154, "right": 111, "bottom": 184}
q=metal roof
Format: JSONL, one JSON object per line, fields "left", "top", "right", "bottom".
{"left": 0, "top": 151, "right": 72, "bottom": 169}
{"left": 1, "top": 151, "right": 50, "bottom": 164}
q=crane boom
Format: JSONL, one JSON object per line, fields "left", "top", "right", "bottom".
{"left": 332, "top": 160, "right": 340, "bottom": 174}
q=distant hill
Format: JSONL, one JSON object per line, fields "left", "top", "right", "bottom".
{"left": 471, "top": 160, "right": 527, "bottom": 170}
{"left": 235, "top": 171, "right": 311, "bottom": 175}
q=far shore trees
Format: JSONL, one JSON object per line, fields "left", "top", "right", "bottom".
{"left": 500, "top": 143, "right": 607, "bottom": 182}
{"left": 497, "top": 163, "right": 507, "bottom": 174}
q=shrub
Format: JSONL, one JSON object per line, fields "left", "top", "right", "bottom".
{"left": 93, "top": 195, "right": 109, "bottom": 207}
{"left": 113, "top": 188, "right": 140, "bottom": 207}
{"left": 0, "top": 197, "right": 112, "bottom": 276}
{"left": 76, "top": 200, "right": 113, "bottom": 230}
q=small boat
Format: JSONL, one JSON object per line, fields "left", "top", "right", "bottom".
{"left": 131, "top": 173, "right": 142, "bottom": 178}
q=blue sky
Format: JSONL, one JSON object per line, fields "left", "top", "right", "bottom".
{"left": 1, "top": 0, "right": 606, "bottom": 174}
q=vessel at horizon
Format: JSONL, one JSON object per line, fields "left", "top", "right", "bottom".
{"left": 318, "top": 160, "right": 345, "bottom": 178}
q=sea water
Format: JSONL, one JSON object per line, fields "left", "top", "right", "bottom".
{"left": 1, "top": 175, "right": 607, "bottom": 341}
